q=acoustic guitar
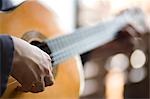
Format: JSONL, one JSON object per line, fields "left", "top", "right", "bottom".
{"left": 0, "top": 1, "right": 147, "bottom": 99}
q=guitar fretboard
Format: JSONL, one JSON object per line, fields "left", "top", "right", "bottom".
{"left": 44, "top": 9, "right": 145, "bottom": 66}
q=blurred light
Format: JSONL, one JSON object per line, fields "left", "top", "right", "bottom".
{"left": 104, "top": 57, "right": 111, "bottom": 71}
{"left": 84, "top": 61, "right": 99, "bottom": 79}
{"left": 130, "top": 49, "right": 146, "bottom": 69}
{"left": 110, "top": 0, "right": 145, "bottom": 15}
{"left": 105, "top": 53, "right": 129, "bottom": 71}
{"left": 81, "top": 79, "right": 99, "bottom": 97}
{"left": 81, "top": 0, "right": 97, "bottom": 8}
{"left": 129, "top": 67, "right": 146, "bottom": 83}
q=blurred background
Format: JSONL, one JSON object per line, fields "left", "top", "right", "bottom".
{"left": 11, "top": 0, "right": 150, "bottom": 99}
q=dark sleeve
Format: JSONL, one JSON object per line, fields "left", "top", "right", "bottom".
{"left": 0, "top": 35, "right": 14, "bottom": 96}
{"left": 0, "top": 0, "right": 13, "bottom": 11}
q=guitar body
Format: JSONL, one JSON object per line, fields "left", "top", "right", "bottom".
{"left": 0, "top": 1, "right": 84, "bottom": 98}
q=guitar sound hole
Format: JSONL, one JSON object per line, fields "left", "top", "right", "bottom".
{"left": 30, "top": 41, "right": 41, "bottom": 46}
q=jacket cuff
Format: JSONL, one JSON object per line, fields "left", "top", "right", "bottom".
{"left": 0, "top": 35, "right": 14, "bottom": 96}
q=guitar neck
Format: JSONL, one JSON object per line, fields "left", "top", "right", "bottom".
{"left": 42, "top": 9, "right": 145, "bottom": 66}
{"left": 44, "top": 17, "right": 126, "bottom": 66}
